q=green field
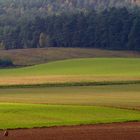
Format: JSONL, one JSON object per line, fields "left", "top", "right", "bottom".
{"left": 0, "top": 84, "right": 140, "bottom": 110}
{"left": 0, "top": 58, "right": 140, "bottom": 130}
{"left": 0, "top": 103, "right": 140, "bottom": 129}
{"left": 0, "top": 84, "right": 140, "bottom": 129}
{"left": 0, "top": 58, "right": 140, "bottom": 86}
{"left": 0, "top": 58, "right": 140, "bottom": 76}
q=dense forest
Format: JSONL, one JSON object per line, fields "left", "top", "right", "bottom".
{"left": 0, "top": 0, "right": 136, "bottom": 15}
{"left": 0, "top": 0, "right": 140, "bottom": 51}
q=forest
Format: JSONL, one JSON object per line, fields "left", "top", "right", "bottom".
{"left": 0, "top": 0, "right": 140, "bottom": 51}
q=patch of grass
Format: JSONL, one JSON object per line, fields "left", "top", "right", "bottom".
{"left": 0, "top": 84, "right": 140, "bottom": 110}
{"left": 0, "top": 103, "right": 140, "bottom": 129}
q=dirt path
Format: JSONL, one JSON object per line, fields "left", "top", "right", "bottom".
{"left": 0, "top": 122, "right": 140, "bottom": 140}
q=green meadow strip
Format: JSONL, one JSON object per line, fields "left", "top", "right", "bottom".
{"left": 0, "top": 103, "right": 140, "bottom": 130}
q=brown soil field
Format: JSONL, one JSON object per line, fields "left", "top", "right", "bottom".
{"left": 0, "top": 122, "right": 140, "bottom": 140}
{"left": 0, "top": 47, "right": 139, "bottom": 66}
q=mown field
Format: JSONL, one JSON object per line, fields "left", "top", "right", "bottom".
{"left": 0, "top": 103, "right": 140, "bottom": 129}
{"left": 0, "top": 58, "right": 140, "bottom": 130}
{"left": 0, "top": 58, "right": 140, "bottom": 76}
{"left": 0, "top": 84, "right": 140, "bottom": 110}
{"left": 0, "top": 58, "right": 140, "bottom": 86}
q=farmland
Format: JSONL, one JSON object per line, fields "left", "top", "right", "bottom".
{"left": 0, "top": 103, "right": 140, "bottom": 130}
{"left": 0, "top": 0, "right": 140, "bottom": 138}
{"left": 0, "top": 84, "right": 140, "bottom": 110}
{"left": 0, "top": 57, "right": 140, "bottom": 131}
{"left": 0, "top": 48, "right": 139, "bottom": 66}
{"left": 0, "top": 58, "right": 140, "bottom": 76}
{"left": 0, "top": 58, "right": 140, "bottom": 86}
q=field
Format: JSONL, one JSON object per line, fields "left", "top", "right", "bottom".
{"left": 2, "top": 122, "right": 139, "bottom": 140}
{"left": 0, "top": 58, "right": 140, "bottom": 76}
{"left": 0, "top": 57, "right": 140, "bottom": 140}
{"left": 0, "top": 84, "right": 140, "bottom": 110}
{"left": 0, "top": 47, "right": 140, "bottom": 66}
{"left": 0, "top": 58, "right": 140, "bottom": 86}
{"left": 0, "top": 104, "right": 140, "bottom": 129}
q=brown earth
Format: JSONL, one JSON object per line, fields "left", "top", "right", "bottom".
{"left": 0, "top": 122, "right": 140, "bottom": 140}
{"left": 0, "top": 47, "right": 140, "bottom": 66}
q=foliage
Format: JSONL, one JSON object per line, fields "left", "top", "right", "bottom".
{"left": 0, "top": 1, "right": 140, "bottom": 50}
{"left": 0, "top": 58, "right": 13, "bottom": 67}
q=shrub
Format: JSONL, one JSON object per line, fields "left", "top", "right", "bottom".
{"left": 0, "top": 59, "right": 14, "bottom": 67}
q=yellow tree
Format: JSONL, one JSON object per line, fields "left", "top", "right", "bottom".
{"left": 39, "top": 32, "right": 48, "bottom": 48}
{"left": 0, "top": 41, "right": 5, "bottom": 50}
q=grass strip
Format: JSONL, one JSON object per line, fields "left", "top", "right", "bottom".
{"left": 0, "top": 103, "right": 140, "bottom": 130}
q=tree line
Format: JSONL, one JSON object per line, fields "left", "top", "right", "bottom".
{"left": 0, "top": 7, "right": 140, "bottom": 51}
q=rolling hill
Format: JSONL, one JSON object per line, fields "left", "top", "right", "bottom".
{"left": 0, "top": 48, "right": 140, "bottom": 66}
{"left": 1, "top": 58, "right": 140, "bottom": 76}
{"left": 0, "top": 58, "right": 140, "bottom": 86}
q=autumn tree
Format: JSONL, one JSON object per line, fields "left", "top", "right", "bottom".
{"left": 0, "top": 41, "right": 5, "bottom": 50}
{"left": 39, "top": 33, "right": 48, "bottom": 48}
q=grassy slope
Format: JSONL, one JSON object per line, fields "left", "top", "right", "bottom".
{"left": 0, "top": 58, "right": 139, "bottom": 85}
{"left": 0, "top": 58, "right": 140, "bottom": 76}
{"left": 0, "top": 103, "right": 140, "bottom": 129}
{"left": 0, "top": 84, "right": 140, "bottom": 110}
{"left": 0, "top": 47, "right": 139, "bottom": 66}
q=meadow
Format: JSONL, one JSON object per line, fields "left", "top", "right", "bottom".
{"left": 0, "top": 103, "right": 140, "bottom": 129}
{"left": 0, "top": 84, "right": 140, "bottom": 110}
{"left": 0, "top": 58, "right": 140, "bottom": 86}
{"left": 0, "top": 58, "right": 140, "bottom": 130}
{"left": 0, "top": 58, "right": 140, "bottom": 76}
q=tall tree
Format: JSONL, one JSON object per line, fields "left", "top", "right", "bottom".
{"left": 39, "top": 32, "right": 48, "bottom": 48}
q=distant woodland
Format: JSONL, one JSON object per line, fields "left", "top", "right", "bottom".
{"left": 0, "top": 0, "right": 140, "bottom": 51}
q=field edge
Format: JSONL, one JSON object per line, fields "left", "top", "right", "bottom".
{"left": 0, "top": 80, "right": 140, "bottom": 88}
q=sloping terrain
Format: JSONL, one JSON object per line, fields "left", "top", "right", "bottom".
{"left": 0, "top": 58, "right": 140, "bottom": 76}
{"left": 0, "top": 48, "right": 139, "bottom": 66}
{"left": 0, "top": 58, "right": 139, "bottom": 86}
